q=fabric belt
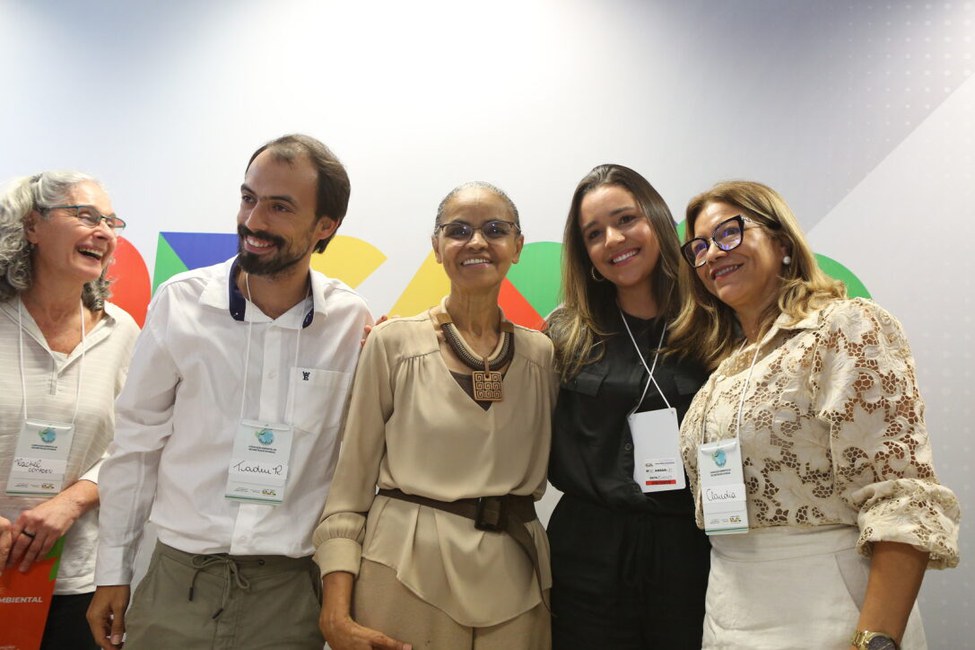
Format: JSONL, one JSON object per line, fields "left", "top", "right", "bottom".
{"left": 377, "top": 488, "right": 550, "bottom": 611}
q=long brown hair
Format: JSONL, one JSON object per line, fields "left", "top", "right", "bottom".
{"left": 547, "top": 164, "right": 686, "bottom": 382}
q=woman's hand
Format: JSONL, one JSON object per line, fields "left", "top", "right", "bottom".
{"left": 852, "top": 541, "right": 928, "bottom": 647}
{"left": 7, "top": 479, "right": 98, "bottom": 572}
{"left": 320, "top": 571, "right": 412, "bottom": 650}
{"left": 0, "top": 516, "right": 12, "bottom": 574}
{"left": 323, "top": 613, "right": 412, "bottom": 650}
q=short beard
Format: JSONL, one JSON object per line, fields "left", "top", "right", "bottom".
{"left": 236, "top": 225, "right": 305, "bottom": 277}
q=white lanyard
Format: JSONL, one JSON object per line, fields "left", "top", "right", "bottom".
{"left": 728, "top": 337, "right": 763, "bottom": 443}
{"left": 18, "top": 298, "right": 86, "bottom": 425}
{"left": 696, "top": 335, "right": 765, "bottom": 535}
{"left": 237, "top": 273, "right": 306, "bottom": 424}
{"left": 619, "top": 309, "right": 685, "bottom": 493}
{"left": 618, "top": 309, "right": 671, "bottom": 413}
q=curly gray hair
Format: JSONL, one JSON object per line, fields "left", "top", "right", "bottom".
{"left": 0, "top": 171, "right": 112, "bottom": 310}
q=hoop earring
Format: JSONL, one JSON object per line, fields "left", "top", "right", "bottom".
{"left": 782, "top": 255, "right": 792, "bottom": 265}
{"left": 590, "top": 266, "right": 606, "bottom": 282}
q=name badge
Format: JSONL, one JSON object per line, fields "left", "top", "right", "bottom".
{"left": 698, "top": 438, "right": 749, "bottom": 535}
{"left": 6, "top": 419, "right": 74, "bottom": 496}
{"left": 629, "top": 407, "right": 685, "bottom": 493}
{"left": 225, "top": 420, "right": 293, "bottom": 505}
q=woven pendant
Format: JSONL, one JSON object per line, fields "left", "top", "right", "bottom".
{"left": 435, "top": 304, "right": 512, "bottom": 402}
{"left": 472, "top": 369, "right": 504, "bottom": 401}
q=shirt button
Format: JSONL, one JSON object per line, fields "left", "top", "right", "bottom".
{"left": 624, "top": 443, "right": 633, "bottom": 451}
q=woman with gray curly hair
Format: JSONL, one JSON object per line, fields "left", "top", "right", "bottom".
{"left": 0, "top": 171, "right": 139, "bottom": 649}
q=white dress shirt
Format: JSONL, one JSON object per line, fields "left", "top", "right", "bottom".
{"left": 95, "top": 258, "right": 371, "bottom": 585}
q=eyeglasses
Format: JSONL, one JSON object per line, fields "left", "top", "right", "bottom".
{"left": 40, "top": 204, "right": 127, "bottom": 232}
{"left": 681, "top": 215, "right": 759, "bottom": 268}
{"left": 435, "top": 220, "right": 520, "bottom": 242}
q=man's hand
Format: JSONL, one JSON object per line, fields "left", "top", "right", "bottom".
{"left": 361, "top": 315, "right": 391, "bottom": 347}
{"left": 87, "top": 585, "right": 131, "bottom": 650}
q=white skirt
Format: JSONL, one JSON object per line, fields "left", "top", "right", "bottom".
{"left": 703, "top": 525, "right": 926, "bottom": 650}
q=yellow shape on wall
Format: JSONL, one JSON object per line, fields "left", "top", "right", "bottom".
{"left": 311, "top": 235, "right": 386, "bottom": 288}
{"left": 388, "top": 251, "right": 450, "bottom": 316}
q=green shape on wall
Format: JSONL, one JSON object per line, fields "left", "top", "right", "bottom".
{"left": 506, "top": 241, "right": 564, "bottom": 320}
{"left": 815, "top": 254, "right": 871, "bottom": 299}
{"left": 152, "top": 234, "right": 189, "bottom": 293}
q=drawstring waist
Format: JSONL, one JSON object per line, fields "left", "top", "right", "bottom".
{"left": 155, "top": 542, "right": 311, "bottom": 620}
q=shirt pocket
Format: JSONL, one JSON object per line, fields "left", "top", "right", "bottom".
{"left": 288, "top": 368, "right": 352, "bottom": 434}
{"left": 564, "top": 364, "right": 608, "bottom": 397}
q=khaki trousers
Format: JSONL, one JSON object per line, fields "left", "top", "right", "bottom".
{"left": 124, "top": 541, "right": 324, "bottom": 649}
{"left": 353, "top": 559, "right": 551, "bottom": 650}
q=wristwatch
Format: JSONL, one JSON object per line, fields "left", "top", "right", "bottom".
{"left": 851, "top": 630, "right": 898, "bottom": 650}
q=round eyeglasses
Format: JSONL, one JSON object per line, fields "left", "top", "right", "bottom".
{"left": 435, "top": 220, "right": 520, "bottom": 242}
{"left": 40, "top": 204, "right": 127, "bottom": 232}
{"left": 681, "top": 215, "right": 755, "bottom": 268}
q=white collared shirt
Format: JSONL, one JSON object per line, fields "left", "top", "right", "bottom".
{"left": 95, "top": 257, "right": 371, "bottom": 585}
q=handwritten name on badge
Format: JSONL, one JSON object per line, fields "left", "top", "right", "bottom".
{"left": 232, "top": 460, "right": 285, "bottom": 476}
{"left": 704, "top": 485, "right": 745, "bottom": 503}
{"left": 12, "top": 457, "right": 63, "bottom": 475}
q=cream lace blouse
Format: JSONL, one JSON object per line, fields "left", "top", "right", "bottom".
{"left": 680, "top": 298, "right": 960, "bottom": 567}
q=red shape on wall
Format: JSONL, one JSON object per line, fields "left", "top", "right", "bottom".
{"left": 499, "top": 279, "right": 544, "bottom": 330}
{"left": 106, "top": 237, "right": 151, "bottom": 327}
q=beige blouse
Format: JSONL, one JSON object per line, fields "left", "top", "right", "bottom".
{"left": 313, "top": 312, "right": 558, "bottom": 626}
{"left": 680, "top": 298, "right": 960, "bottom": 567}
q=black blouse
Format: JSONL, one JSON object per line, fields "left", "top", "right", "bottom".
{"left": 549, "top": 312, "right": 708, "bottom": 515}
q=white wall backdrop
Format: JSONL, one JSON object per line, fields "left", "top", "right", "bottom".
{"left": 2, "top": 1, "right": 971, "bottom": 646}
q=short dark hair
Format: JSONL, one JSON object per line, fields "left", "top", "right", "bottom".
{"left": 247, "top": 134, "right": 350, "bottom": 253}
{"left": 434, "top": 181, "right": 520, "bottom": 232}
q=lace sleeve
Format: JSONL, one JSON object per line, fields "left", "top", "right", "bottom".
{"left": 814, "top": 299, "right": 960, "bottom": 568}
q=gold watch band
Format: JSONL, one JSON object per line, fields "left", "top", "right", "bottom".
{"left": 851, "top": 630, "right": 897, "bottom": 649}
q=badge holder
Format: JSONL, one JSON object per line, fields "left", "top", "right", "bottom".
{"left": 698, "top": 438, "right": 748, "bottom": 534}
{"left": 629, "top": 408, "right": 684, "bottom": 492}
{"left": 619, "top": 311, "right": 685, "bottom": 493}
{"left": 6, "top": 300, "right": 85, "bottom": 497}
{"left": 225, "top": 420, "right": 293, "bottom": 505}
{"left": 6, "top": 420, "right": 74, "bottom": 496}
{"left": 224, "top": 277, "right": 303, "bottom": 506}
{"left": 696, "top": 340, "right": 764, "bottom": 536}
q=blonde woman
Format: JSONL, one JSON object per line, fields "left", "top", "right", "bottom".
{"left": 672, "top": 180, "right": 960, "bottom": 649}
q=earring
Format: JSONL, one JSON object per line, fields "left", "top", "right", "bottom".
{"left": 782, "top": 255, "right": 792, "bottom": 265}
{"left": 590, "top": 266, "right": 606, "bottom": 282}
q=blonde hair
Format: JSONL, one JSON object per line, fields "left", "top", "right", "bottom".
{"left": 547, "top": 164, "right": 688, "bottom": 382}
{"left": 669, "top": 180, "right": 845, "bottom": 369}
